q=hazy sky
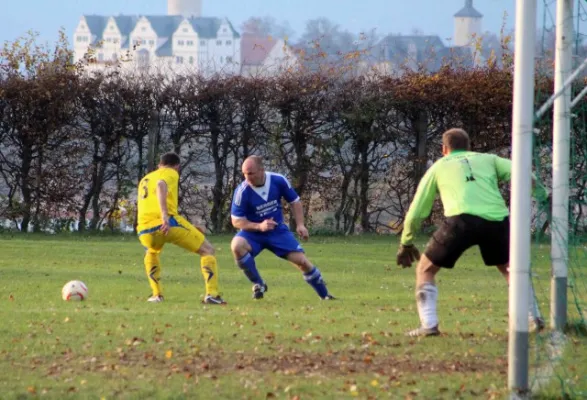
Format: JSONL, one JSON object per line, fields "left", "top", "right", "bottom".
{"left": 0, "top": 1, "right": 559, "bottom": 47}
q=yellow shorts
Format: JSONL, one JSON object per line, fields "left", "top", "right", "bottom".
{"left": 137, "top": 215, "right": 205, "bottom": 254}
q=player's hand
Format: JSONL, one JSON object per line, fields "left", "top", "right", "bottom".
{"left": 160, "top": 216, "right": 170, "bottom": 235}
{"left": 396, "top": 244, "right": 420, "bottom": 268}
{"left": 296, "top": 224, "right": 309, "bottom": 241}
{"left": 259, "top": 218, "right": 278, "bottom": 232}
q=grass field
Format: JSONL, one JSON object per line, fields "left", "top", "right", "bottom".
{"left": 0, "top": 233, "right": 585, "bottom": 399}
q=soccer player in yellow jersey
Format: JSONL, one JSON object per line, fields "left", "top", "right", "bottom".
{"left": 136, "top": 152, "right": 226, "bottom": 305}
{"left": 396, "top": 129, "right": 547, "bottom": 337}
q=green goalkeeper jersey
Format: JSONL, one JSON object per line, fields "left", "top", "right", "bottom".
{"left": 400, "top": 150, "right": 513, "bottom": 246}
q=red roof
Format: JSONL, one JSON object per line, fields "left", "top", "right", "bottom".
{"left": 240, "top": 34, "right": 279, "bottom": 66}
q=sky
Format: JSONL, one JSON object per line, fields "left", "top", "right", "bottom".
{"left": 0, "top": 0, "right": 558, "bottom": 48}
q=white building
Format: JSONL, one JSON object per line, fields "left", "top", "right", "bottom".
{"left": 372, "top": 0, "right": 485, "bottom": 74}
{"left": 453, "top": 0, "right": 483, "bottom": 47}
{"left": 168, "top": 0, "right": 202, "bottom": 18}
{"left": 72, "top": 0, "right": 241, "bottom": 76}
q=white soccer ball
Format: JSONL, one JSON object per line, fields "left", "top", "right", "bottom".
{"left": 61, "top": 280, "right": 89, "bottom": 301}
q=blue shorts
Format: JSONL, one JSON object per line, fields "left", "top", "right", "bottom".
{"left": 236, "top": 226, "right": 304, "bottom": 258}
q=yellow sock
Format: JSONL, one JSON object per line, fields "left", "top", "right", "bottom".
{"left": 200, "top": 255, "right": 219, "bottom": 297}
{"left": 144, "top": 251, "right": 162, "bottom": 297}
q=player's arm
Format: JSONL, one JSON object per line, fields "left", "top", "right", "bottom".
{"left": 156, "top": 180, "right": 170, "bottom": 234}
{"left": 279, "top": 175, "right": 309, "bottom": 240}
{"left": 494, "top": 155, "right": 512, "bottom": 182}
{"left": 231, "top": 216, "right": 259, "bottom": 231}
{"left": 290, "top": 200, "right": 304, "bottom": 227}
{"left": 231, "top": 216, "right": 278, "bottom": 232}
{"left": 495, "top": 155, "right": 549, "bottom": 201}
{"left": 290, "top": 199, "right": 309, "bottom": 240}
{"left": 230, "top": 187, "right": 278, "bottom": 232}
{"left": 400, "top": 167, "right": 438, "bottom": 246}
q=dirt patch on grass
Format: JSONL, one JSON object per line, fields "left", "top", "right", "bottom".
{"left": 41, "top": 348, "right": 505, "bottom": 379}
{"left": 228, "top": 351, "right": 504, "bottom": 376}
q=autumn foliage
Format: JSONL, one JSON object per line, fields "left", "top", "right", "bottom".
{"left": 0, "top": 33, "right": 585, "bottom": 234}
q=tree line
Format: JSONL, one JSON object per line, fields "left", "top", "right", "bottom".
{"left": 0, "top": 32, "right": 585, "bottom": 236}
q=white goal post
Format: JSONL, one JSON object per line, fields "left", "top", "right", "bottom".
{"left": 509, "top": 0, "right": 579, "bottom": 396}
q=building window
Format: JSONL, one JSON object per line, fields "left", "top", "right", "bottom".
{"left": 189, "top": 56, "right": 194, "bottom": 64}
{"left": 106, "top": 38, "right": 112, "bottom": 43}
{"left": 226, "top": 56, "right": 233, "bottom": 63}
{"left": 222, "top": 28, "right": 227, "bottom": 33}
{"left": 200, "top": 40, "right": 206, "bottom": 45}
{"left": 149, "top": 39, "right": 155, "bottom": 46}
{"left": 141, "top": 27, "right": 146, "bottom": 32}
{"left": 176, "top": 56, "right": 183, "bottom": 64}
{"left": 109, "top": 25, "right": 115, "bottom": 30}
{"left": 216, "top": 40, "right": 222, "bottom": 45}
{"left": 187, "top": 40, "right": 194, "bottom": 46}
{"left": 226, "top": 40, "right": 232, "bottom": 45}
{"left": 220, "top": 56, "right": 224, "bottom": 63}
{"left": 76, "top": 36, "right": 82, "bottom": 42}
{"left": 178, "top": 40, "right": 185, "bottom": 46}
{"left": 183, "top": 28, "right": 188, "bottom": 33}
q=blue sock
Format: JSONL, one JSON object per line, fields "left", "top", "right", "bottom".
{"left": 303, "top": 267, "right": 329, "bottom": 298}
{"left": 237, "top": 253, "right": 263, "bottom": 285}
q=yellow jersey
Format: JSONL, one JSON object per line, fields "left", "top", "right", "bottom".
{"left": 137, "top": 167, "right": 179, "bottom": 229}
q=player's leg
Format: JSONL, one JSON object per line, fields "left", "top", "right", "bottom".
{"left": 496, "top": 263, "right": 544, "bottom": 331}
{"left": 480, "top": 217, "right": 544, "bottom": 331}
{"left": 166, "top": 216, "right": 225, "bottom": 304}
{"left": 195, "top": 239, "right": 225, "bottom": 304}
{"left": 407, "top": 216, "right": 473, "bottom": 337}
{"left": 268, "top": 229, "right": 333, "bottom": 300}
{"left": 409, "top": 254, "right": 441, "bottom": 336}
{"left": 230, "top": 233, "right": 267, "bottom": 299}
{"left": 138, "top": 230, "right": 166, "bottom": 302}
{"left": 284, "top": 251, "right": 334, "bottom": 300}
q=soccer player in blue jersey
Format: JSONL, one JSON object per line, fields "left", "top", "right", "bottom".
{"left": 230, "top": 155, "right": 335, "bottom": 300}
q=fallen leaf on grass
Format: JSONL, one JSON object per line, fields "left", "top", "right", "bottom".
{"left": 165, "top": 350, "right": 173, "bottom": 359}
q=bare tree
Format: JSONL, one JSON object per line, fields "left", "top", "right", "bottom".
{"left": 240, "top": 16, "right": 295, "bottom": 39}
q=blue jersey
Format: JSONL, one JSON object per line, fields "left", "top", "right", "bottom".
{"left": 231, "top": 172, "right": 300, "bottom": 224}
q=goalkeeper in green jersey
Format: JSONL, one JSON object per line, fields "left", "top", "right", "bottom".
{"left": 396, "top": 128, "right": 547, "bottom": 337}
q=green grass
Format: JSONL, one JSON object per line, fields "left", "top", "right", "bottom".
{"left": 0, "top": 234, "right": 584, "bottom": 399}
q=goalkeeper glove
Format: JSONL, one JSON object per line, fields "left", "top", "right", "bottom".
{"left": 396, "top": 244, "right": 421, "bottom": 268}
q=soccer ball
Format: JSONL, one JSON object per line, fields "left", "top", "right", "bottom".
{"left": 61, "top": 280, "right": 89, "bottom": 301}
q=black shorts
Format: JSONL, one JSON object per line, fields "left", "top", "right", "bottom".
{"left": 424, "top": 214, "right": 509, "bottom": 268}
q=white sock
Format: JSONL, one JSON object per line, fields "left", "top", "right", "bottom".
{"left": 528, "top": 283, "right": 542, "bottom": 320}
{"left": 416, "top": 283, "right": 439, "bottom": 329}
